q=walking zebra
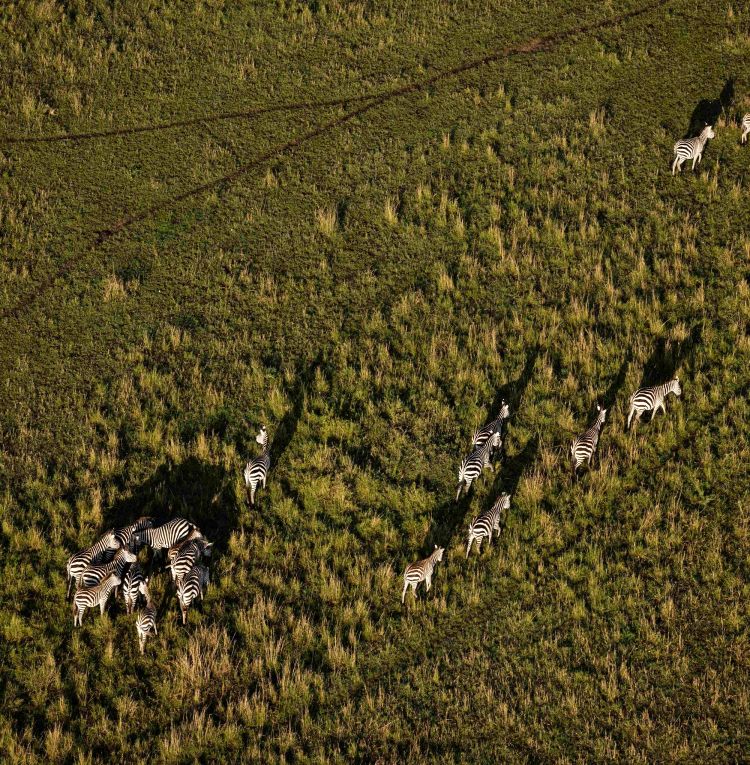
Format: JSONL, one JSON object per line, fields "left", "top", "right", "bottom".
{"left": 65, "top": 530, "right": 120, "bottom": 598}
{"left": 122, "top": 563, "right": 148, "bottom": 615}
{"left": 135, "top": 583, "right": 157, "bottom": 654}
{"left": 132, "top": 517, "right": 201, "bottom": 551}
{"left": 72, "top": 573, "right": 121, "bottom": 626}
{"left": 456, "top": 432, "right": 500, "bottom": 501}
{"left": 114, "top": 516, "right": 154, "bottom": 550}
{"left": 571, "top": 404, "right": 607, "bottom": 475}
{"left": 244, "top": 426, "right": 271, "bottom": 506}
{"left": 466, "top": 493, "right": 511, "bottom": 557}
{"left": 472, "top": 400, "right": 510, "bottom": 451}
{"left": 627, "top": 378, "right": 682, "bottom": 430}
{"left": 742, "top": 114, "right": 750, "bottom": 145}
{"left": 176, "top": 564, "right": 210, "bottom": 624}
{"left": 78, "top": 547, "right": 137, "bottom": 589}
{"left": 402, "top": 546, "right": 445, "bottom": 603}
{"left": 672, "top": 124, "right": 715, "bottom": 174}
{"left": 167, "top": 538, "right": 212, "bottom": 583}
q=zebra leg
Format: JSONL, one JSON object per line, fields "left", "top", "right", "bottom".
{"left": 627, "top": 407, "right": 635, "bottom": 430}
{"left": 456, "top": 483, "right": 463, "bottom": 502}
{"left": 466, "top": 538, "right": 473, "bottom": 558}
{"left": 692, "top": 154, "right": 698, "bottom": 170}
{"left": 425, "top": 574, "right": 432, "bottom": 592}
{"left": 672, "top": 156, "right": 679, "bottom": 175}
{"left": 402, "top": 581, "right": 408, "bottom": 603}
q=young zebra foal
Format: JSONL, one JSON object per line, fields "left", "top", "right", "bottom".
{"left": 571, "top": 404, "right": 607, "bottom": 476}
{"left": 466, "top": 493, "right": 511, "bottom": 557}
{"left": 135, "top": 582, "right": 157, "bottom": 654}
{"left": 627, "top": 378, "right": 682, "bottom": 430}
{"left": 672, "top": 124, "right": 715, "bottom": 174}
{"left": 741, "top": 114, "right": 750, "bottom": 144}
{"left": 244, "top": 426, "right": 271, "bottom": 506}
{"left": 72, "top": 573, "right": 121, "bottom": 626}
{"left": 402, "top": 546, "right": 445, "bottom": 604}
{"left": 456, "top": 432, "right": 500, "bottom": 501}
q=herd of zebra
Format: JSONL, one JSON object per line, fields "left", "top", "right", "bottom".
{"left": 401, "top": 377, "right": 682, "bottom": 603}
{"left": 671, "top": 112, "right": 750, "bottom": 174}
{"left": 66, "top": 516, "right": 212, "bottom": 652}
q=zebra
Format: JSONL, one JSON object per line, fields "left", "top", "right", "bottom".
{"left": 742, "top": 114, "right": 750, "bottom": 145}
{"left": 244, "top": 426, "right": 271, "bottom": 506}
{"left": 456, "top": 432, "right": 501, "bottom": 501}
{"left": 72, "top": 573, "right": 121, "bottom": 626}
{"left": 571, "top": 404, "right": 607, "bottom": 475}
{"left": 65, "top": 530, "right": 120, "bottom": 598}
{"left": 122, "top": 563, "right": 148, "bottom": 615}
{"left": 627, "top": 378, "right": 682, "bottom": 430}
{"left": 114, "top": 516, "right": 154, "bottom": 550}
{"left": 471, "top": 400, "right": 510, "bottom": 451}
{"left": 466, "top": 493, "right": 511, "bottom": 557}
{"left": 78, "top": 547, "right": 137, "bottom": 589}
{"left": 402, "top": 546, "right": 445, "bottom": 603}
{"left": 167, "top": 538, "right": 213, "bottom": 583}
{"left": 672, "top": 124, "right": 715, "bottom": 174}
{"left": 135, "top": 583, "right": 157, "bottom": 654}
{"left": 132, "top": 517, "right": 201, "bottom": 551}
{"left": 176, "top": 564, "right": 210, "bottom": 624}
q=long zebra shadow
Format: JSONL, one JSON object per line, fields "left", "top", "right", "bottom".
{"left": 489, "top": 344, "right": 540, "bottom": 420}
{"left": 638, "top": 322, "right": 702, "bottom": 390}
{"left": 686, "top": 77, "right": 734, "bottom": 137}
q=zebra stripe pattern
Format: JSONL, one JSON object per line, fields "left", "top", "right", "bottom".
{"left": 114, "top": 516, "right": 155, "bottom": 550}
{"left": 466, "top": 493, "right": 511, "bottom": 557}
{"left": 402, "top": 546, "right": 445, "bottom": 603}
{"left": 627, "top": 378, "right": 682, "bottom": 430}
{"left": 72, "top": 573, "right": 121, "bottom": 626}
{"left": 133, "top": 518, "right": 200, "bottom": 550}
{"left": 135, "top": 583, "right": 157, "bottom": 654}
{"left": 456, "top": 432, "right": 500, "bottom": 501}
{"left": 167, "top": 538, "right": 212, "bottom": 583}
{"left": 244, "top": 426, "right": 271, "bottom": 506}
{"left": 472, "top": 400, "right": 510, "bottom": 450}
{"left": 672, "top": 124, "right": 715, "bottom": 174}
{"left": 123, "top": 563, "right": 147, "bottom": 615}
{"left": 66, "top": 530, "right": 120, "bottom": 598}
{"left": 571, "top": 404, "right": 607, "bottom": 475}
{"left": 78, "top": 548, "right": 137, "bottom": 589}
{"left": 176, "top": 564, "right": 210, "bottom": 624}
{"left": 742, "top": 114, "right": 750, "bottom": 145}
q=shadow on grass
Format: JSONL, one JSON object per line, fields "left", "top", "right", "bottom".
{"left": 687, "top": 77, "right": 735, "bottom": 137}
{"left": 603, "top": 354, "right": 631, "bottom": 410}
{"left": 490, "top": 344, "right": 540, "bottom": 419}
{"left": 638, "top": 323, "right": 702, "bottom": 390}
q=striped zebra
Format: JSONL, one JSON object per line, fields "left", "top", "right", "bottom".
{"left": 571, "top": 404, "right": 607, "bottom": 475}
{"left": 114, "top": 516, "right": 154, "bottom": 550}
{"left": 472, "top": 400, "right": 510, "bottom": 451}
{"left": 166, "top": 528, "right": 205, "bottom": 566}
{"left": 466, "top": 493, "right": 511, "bottom": 557}
{"left": 402, "top": 546, "right": 445, "bottom": 603}
{"left": 122, "top": 563, "right": 148, "bottom": 615}
{"left": 627, "top": 378, "right": 682, "bottom": 430}
{"left": 176, "top": 564, "right": 210, "bottom": 624}
{"left": 244, "top": 426, "right": 271, "bottom": 506}
{"left": 135, "top": 583, "right": 157, "bottom": 654}
{"left": 456, "top": 432, "right": 501, "bottom": 501}
{"left": 167, "top": 538, "right": 213, "bottom": 583}
{"left": 742, "top": 114, "right": 750, "bottom": 144}
{"left": 72, "top": 573, "right": 121, "bottom": 626}
{"left": 672, "top": 124, "right": 715, "bottom": 174}
{"left": 65, "top": 530, "right": 120, "bottom": 598}
{"left": 78, "top": 547, "right": 137, "bottom": 589}
{"left": 132, "top": 517, "right": 201, "bottom": 551}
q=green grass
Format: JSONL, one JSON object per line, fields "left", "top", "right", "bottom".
{"left": 2, "top": 0, "right": 750, "bottom": 762}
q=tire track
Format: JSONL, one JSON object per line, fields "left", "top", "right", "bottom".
{"left": 0, "top": 0, "right": 672, "bottom": 323}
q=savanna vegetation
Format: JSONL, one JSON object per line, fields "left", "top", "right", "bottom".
{"left": 2, "top": 0, "right": 750, "bottom": 762}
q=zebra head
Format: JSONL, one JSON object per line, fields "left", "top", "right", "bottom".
{"left": 701, "top": 124, "right": 716, "bottom": 141}
{"left": 671, "top": 378, "right": 682, "bottom": 397}
{"left": 256, "top": 426, "right": 268, "bottom": 447}
{"left": 499, "top": 400, "right": 510, "bottom": 420}
{"left": 596, "top": 404, "right": 607, "bottom": 423}
{"left": 498, "top": 493, "right": 511, "bottom": 511}
{"left": 433, "top": 545, "right": 445, "bottom": 562}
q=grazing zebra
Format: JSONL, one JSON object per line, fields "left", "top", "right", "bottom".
{"left": 471, "top": 400, "right": 510, "bottom": 451}
{"left": 571, "top": 404, "right": 607, "bottom": 475}
{"left": 244, "top": 426, "right": 271, "bottom": 506}
{"left": 402, "top": 546, "right": 445, "bottom": 603}
{"left": 167, "top": 538, "right": 213, "bottom": 583}
{"left": 135, "top": 583, "right": 157, "bottom": 654}
{"left": 742, "top": 114, "right": 750, "bottom": 144}
{"left": 65, "top": 530, "right": 120, "bottom": 598}
{"left": 627, "top": 378, "right": 682, "bottom": 430}
{"left": 72, "top": 573, "right": 121, "bottom": 626}
{"left": 466, "top": 493, "right": 511, "bottom": 557}
{"left": 176, "top": 564, "right": 210, "bottom": 624}
{"left": 79, "top": 547, "right": 137, "bottom": 589}
{"left": 672, "top": 124, "right": 715, "bottom": 174}
{"left": 114, "top": 516, "right": 154, "bottom": 550}
{"left": 122, "top": 563, "right": 148, "bottom": 615}
{"left": 456, "top": 432, "right": 501, "bottom": 501}
{"left": 132, "top": 517, "right": 200, "bottom": 551}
